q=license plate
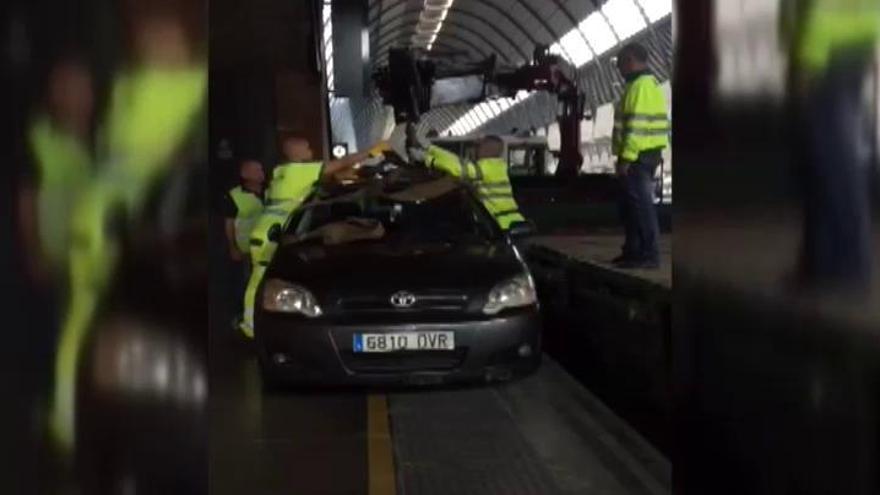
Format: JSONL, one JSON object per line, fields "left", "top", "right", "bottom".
{"left": 353, "top": 332, "right": 455, "bottom": 353}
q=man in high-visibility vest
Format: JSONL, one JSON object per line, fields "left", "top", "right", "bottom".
{"left": 238, "top": 135, "right": 390, "bottom": 338}
{"left": 611, "top": 42, "right": 669, "bottom": 270}
{"left": 780, "top": 0, "right": 879, "bottom": 293}
{"left": 224, "top": 159, "right": 265, "bottom": 326}
{"left": 423, "top": 135, "right": 527, "bottom": 230}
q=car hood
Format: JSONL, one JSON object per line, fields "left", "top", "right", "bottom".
{"left": 267, "top": 239, "right": 525, "bottom": 295}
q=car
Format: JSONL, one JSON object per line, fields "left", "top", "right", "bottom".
{"left": 254, "top": 165, "right": 542, "bottom": 387}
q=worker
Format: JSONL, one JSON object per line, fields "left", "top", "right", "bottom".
{"left": 238, "top": 135, "right": 391, "bottom": 338}
{"left": 16, "top": 56, "right": 94, "bottom": 456}
{"left": 224, "top": 159, "right": 265, "bottom": 327}
{"left": 49, "top": 3, "right": 207, "bottom": 453}
{"left": 18, "top": 56, "right": 94, "bottom": 284}
{"left": 424, "top": 135, "right": 527, "bottom": 230}
{"left": 225, "top": 159, "right": 266, "bottom": 261}
{"left": 611, "top": 42, "right": 669, "bottom": 270}
{"left": 780, "top": 0, "right": 878, "bottom": 294}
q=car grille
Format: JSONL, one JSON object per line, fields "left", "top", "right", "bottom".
{"left": 340, "top": 349, "right": 468, "bottom": 373}
{"left": 338, "top": 293, "right": 469, "bottom": 312}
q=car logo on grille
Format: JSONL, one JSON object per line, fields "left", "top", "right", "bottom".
{"left": 390, "top": 291, "right": 417, "bottom": 308}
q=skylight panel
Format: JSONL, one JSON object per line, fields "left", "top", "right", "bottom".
{"left": 579, "top": 12, "right": 617, "bottom": 56}
{"left": 603, "top": 0, "right": 647, "bottom": 40}
{"left": 556, "top": 29, "right": 594, "bottom": 67}
{"left": 637, "top": 0, "right": 672, "bottom": 23}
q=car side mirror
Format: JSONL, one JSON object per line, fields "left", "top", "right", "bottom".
{"left": 267, "top": 223, "right": 282, "bottom": 243}
{"left": 507, "top": 220, "right": 536, "bottom": 238}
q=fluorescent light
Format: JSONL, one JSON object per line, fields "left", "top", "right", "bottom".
{"left": 580, "top": 12, "right": 617, "bottom": 56}
{"left": 603, "top": 0, "right": 647, "bottom": 40}
{"left": 637, "top": 0, "right": 672, "bottom": 22}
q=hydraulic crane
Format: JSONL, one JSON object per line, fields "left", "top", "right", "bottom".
{"left": 374, "top": 46, "right": 588, "bottom": 178}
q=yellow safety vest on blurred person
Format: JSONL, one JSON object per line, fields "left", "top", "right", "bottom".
{"left": 612, "top": 74, "right": 669, "bottom": 163}
{"left": 100, "top": 65, "right": 207, "bottom": 211}
{"left": 229, "top": 185, "right": 263, "bottom": 253}
{"left": 783, "top": 0, "right": 880, "bottom": 75}
{"left": 50, "top": 64, "right": 206, "bottom": 454}
{"left": 28, "top": 116, "right": 91, "bottom": 271}
{"left": 240, "top": 161, "right": 323, "bottom": 338}
{"left": 425, "top": 145, "right": 525, "bottom": 229}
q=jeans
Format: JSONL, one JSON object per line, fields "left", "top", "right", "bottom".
{"left": 798, "top": 54, "right": 873, "bottom": 291}
{"left": 619, "top": 152, "right": 662, "bottom": 263}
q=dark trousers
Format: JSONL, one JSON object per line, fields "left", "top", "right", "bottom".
{"left": 619, "top": 151, "right": 662, "bottom": 263}
{"left": 230, "top": 258, "right": 251, "bottom": 317}
{"left": 797, "top": 55, "right": 873, "bottom": 291}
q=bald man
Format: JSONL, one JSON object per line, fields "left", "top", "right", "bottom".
{"left": 237, "top": 135, "right": 390, "bottom": 338}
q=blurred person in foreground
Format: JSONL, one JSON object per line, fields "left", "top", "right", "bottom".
{"left": 48, "top": 0, "right": 206, "bottom": 458}
{"left": 14, "top": 56, "right": 95, "bottom": 465}
{"left": 237, "top": 135, "right": 390, "bottom": 338}
{"left": 224, "top": 159, "right": 265, "bottom": 327}
{"left": 611, "top": 42, "right": 670, "bottom": 270}
{"left": 781, "top": 0, "right": 879, "bottom": 296}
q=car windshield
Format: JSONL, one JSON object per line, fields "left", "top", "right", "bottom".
{"left": 285, "top": 186, "right": 500, "bottom": 245}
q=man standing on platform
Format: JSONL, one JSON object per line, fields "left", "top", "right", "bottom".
{"left": 611, "top": 42, "right": 670, "bottom": 270}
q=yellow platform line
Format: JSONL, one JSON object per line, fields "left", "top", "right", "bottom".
{"left": 367, "top": 394, "right": 397, "bottom": 495}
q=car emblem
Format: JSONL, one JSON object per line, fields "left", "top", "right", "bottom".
{"left": 390, "top": 291, "right": 417, "bottom": 308}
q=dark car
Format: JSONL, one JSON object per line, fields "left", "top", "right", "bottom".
{"left": 254, "top": 168, "right": 542, "bottom": 386}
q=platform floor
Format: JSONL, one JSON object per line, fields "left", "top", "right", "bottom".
{"left": 527, "top": 234, "right": 672, "bottom": 289}
{"left": 677, "top": 209, "right": 880, "bottom": 330}
{"left": 209, "top": 340, "right": 670, "bottom": 495}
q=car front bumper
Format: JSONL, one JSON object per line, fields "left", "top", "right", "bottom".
{"left": 254, "top": 310, "right": 542, "bottom": 385}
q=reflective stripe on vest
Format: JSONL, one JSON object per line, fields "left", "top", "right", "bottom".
{"left": 229, "top": 186, "right": 264, "bottom": 252}
{"left": 473, "top": 158, "right": 525, "bottom": 230}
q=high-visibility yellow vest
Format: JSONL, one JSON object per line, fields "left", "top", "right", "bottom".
{"left": 229, "top": 185, "right": 264, "bottom": 252}
{"left": 249, "top": 161, "right": 323, "bottom": 262}
{"left": 239, "top": 161, "right": 323, "bottom": 339}
{"left": 100, "top": 64, "right": 207, "bottom": 209}
{"left": 612, "top": 74, "right": 670, "bottom": 163}
{"left": 425, "top": 146, "right": 525, "bottom": 230}
{"left": 473, "top": 158, "right": 526, "bottom": 229}
{"left": 50, "top": 62, "right": 207, "bottom": 453}
{"left": 785, "top": 0, "right": 879, "bottom": 74}
{"left": 27, "top": 116, "right": 91, "bottom": 269}
{"left": 426, "top": 145, "right": 479, "bottom": 179}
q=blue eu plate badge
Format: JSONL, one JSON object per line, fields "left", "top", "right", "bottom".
{"left": 353, "top": 334, "right": 364, "bottom": 352}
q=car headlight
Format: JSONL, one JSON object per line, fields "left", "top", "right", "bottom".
{"left": 482, "top": 273, "right": 537, "bottom": 315}
{"left": 262, "top": 279, "right": 323, "bottom": 317}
